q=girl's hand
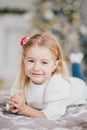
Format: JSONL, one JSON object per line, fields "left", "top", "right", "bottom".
{"left": 8, "top": 99, "right": 19, "bottom": 113}
{"left": 8, "top": 93, "right": 27, "bottom": 114}
{"left": 8, "top": 93, "right": 46, "bottom": 118}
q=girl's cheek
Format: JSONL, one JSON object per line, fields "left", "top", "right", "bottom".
{"left": 25, "top": 65, "right": 30, "bottom": 70}
{"left": 25, "top": 66, "right": 32, "bottom": 74}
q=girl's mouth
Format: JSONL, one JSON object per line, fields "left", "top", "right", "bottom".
{"left": 31, "top": 72, "right": 43, "bottom": 76}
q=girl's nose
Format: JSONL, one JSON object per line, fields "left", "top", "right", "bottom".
{"left": 33, "top": 63, "right": 40, "bottom": 71}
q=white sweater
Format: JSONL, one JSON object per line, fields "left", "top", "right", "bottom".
{"left": 7, "top": 74, "right": 87, "bottom": 120}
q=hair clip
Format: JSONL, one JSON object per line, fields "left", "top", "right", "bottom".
{"left": 20, "top": 36, "right": 30, "bottom": 46}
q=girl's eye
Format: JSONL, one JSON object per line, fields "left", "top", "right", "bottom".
{"left": 42, "top": 61, "right": 48, "bottom": 64}
{"left": 27, "top": 60, "right": 34, "bottom": 63}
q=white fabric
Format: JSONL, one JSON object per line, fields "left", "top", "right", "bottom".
{"left": 7, "top": 74, "right": 87, "bottom": 120}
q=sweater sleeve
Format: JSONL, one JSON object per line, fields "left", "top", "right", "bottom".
{"left": 10, "top": 77, "right": 20, "bottom": 96}
{"left": 6, "top": 77, "right": 20, "bottom": 111}
{"left": 42, "top": 75, "right": 71, "bottom": 120}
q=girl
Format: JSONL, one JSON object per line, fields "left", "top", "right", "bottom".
{"left": 6, "top": 33, "right": 87, "bottom": 120}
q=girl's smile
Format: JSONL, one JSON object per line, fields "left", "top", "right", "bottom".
{"left": 30, "top": 72, "right": 44, "bottom": 77}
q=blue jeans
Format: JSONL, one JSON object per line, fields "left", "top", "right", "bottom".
{"left": 72, "top": 63, "right": 86, "bottom": 82}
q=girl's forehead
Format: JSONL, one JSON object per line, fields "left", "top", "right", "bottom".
{"left": 25, "top": 45, "right": 55, "bottom": 59}
{"left": 26, "top": 45, "right": 50, "bottom": 53}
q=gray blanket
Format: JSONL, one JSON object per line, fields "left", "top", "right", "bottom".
{"left": 0, "top": 90, "right": 87, "bottom": 130}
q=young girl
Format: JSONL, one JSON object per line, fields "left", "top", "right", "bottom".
{"left": 6, "top": 33, "right": 87, "bottom": 120}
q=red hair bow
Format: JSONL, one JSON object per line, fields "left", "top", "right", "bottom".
{"left": 20, "top": 36, "right": 30, "bottom": 46}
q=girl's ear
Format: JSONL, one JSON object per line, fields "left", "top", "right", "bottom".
{"left": 52, "top": 60, "right": 59, "bottom": 72}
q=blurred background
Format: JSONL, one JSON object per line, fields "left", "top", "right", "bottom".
{"left": 0, "top": 0, "right": 87, "bottom": 89}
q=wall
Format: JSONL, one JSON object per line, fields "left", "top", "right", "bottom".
{"left": 0, "top": 14, "right": 29, "bottom": 87}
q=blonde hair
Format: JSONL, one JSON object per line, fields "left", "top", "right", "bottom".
{"left": 18, "top": 32, "right": 69, "bottom": 89}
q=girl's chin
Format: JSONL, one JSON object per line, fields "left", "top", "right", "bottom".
{"left": 31, "top": 79, "right": 45, "bottom": 85}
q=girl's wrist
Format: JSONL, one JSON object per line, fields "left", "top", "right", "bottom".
{"left": 21, "top": 104, "right": 30, "bottom": 116}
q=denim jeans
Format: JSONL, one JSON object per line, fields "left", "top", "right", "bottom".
{"left": 72, "top": 63, "right": 86, "bottom": 82}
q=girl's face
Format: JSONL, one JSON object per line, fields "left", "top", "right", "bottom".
{"left": 24, "top": 45, "right": 58, "bottom": 85}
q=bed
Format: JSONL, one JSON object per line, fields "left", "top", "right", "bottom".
{"left": 0, "top": 89, "right": 87, "bottom": 130}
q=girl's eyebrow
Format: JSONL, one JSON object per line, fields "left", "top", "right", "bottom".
{"left": 26, "top": 57, "right": 34, "bottom": 59}
{"left": 25, "top": 57, "right": 34, "bottom": 60}
{"left": 26, "top": 56, "right": 50, "bottom": 61}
